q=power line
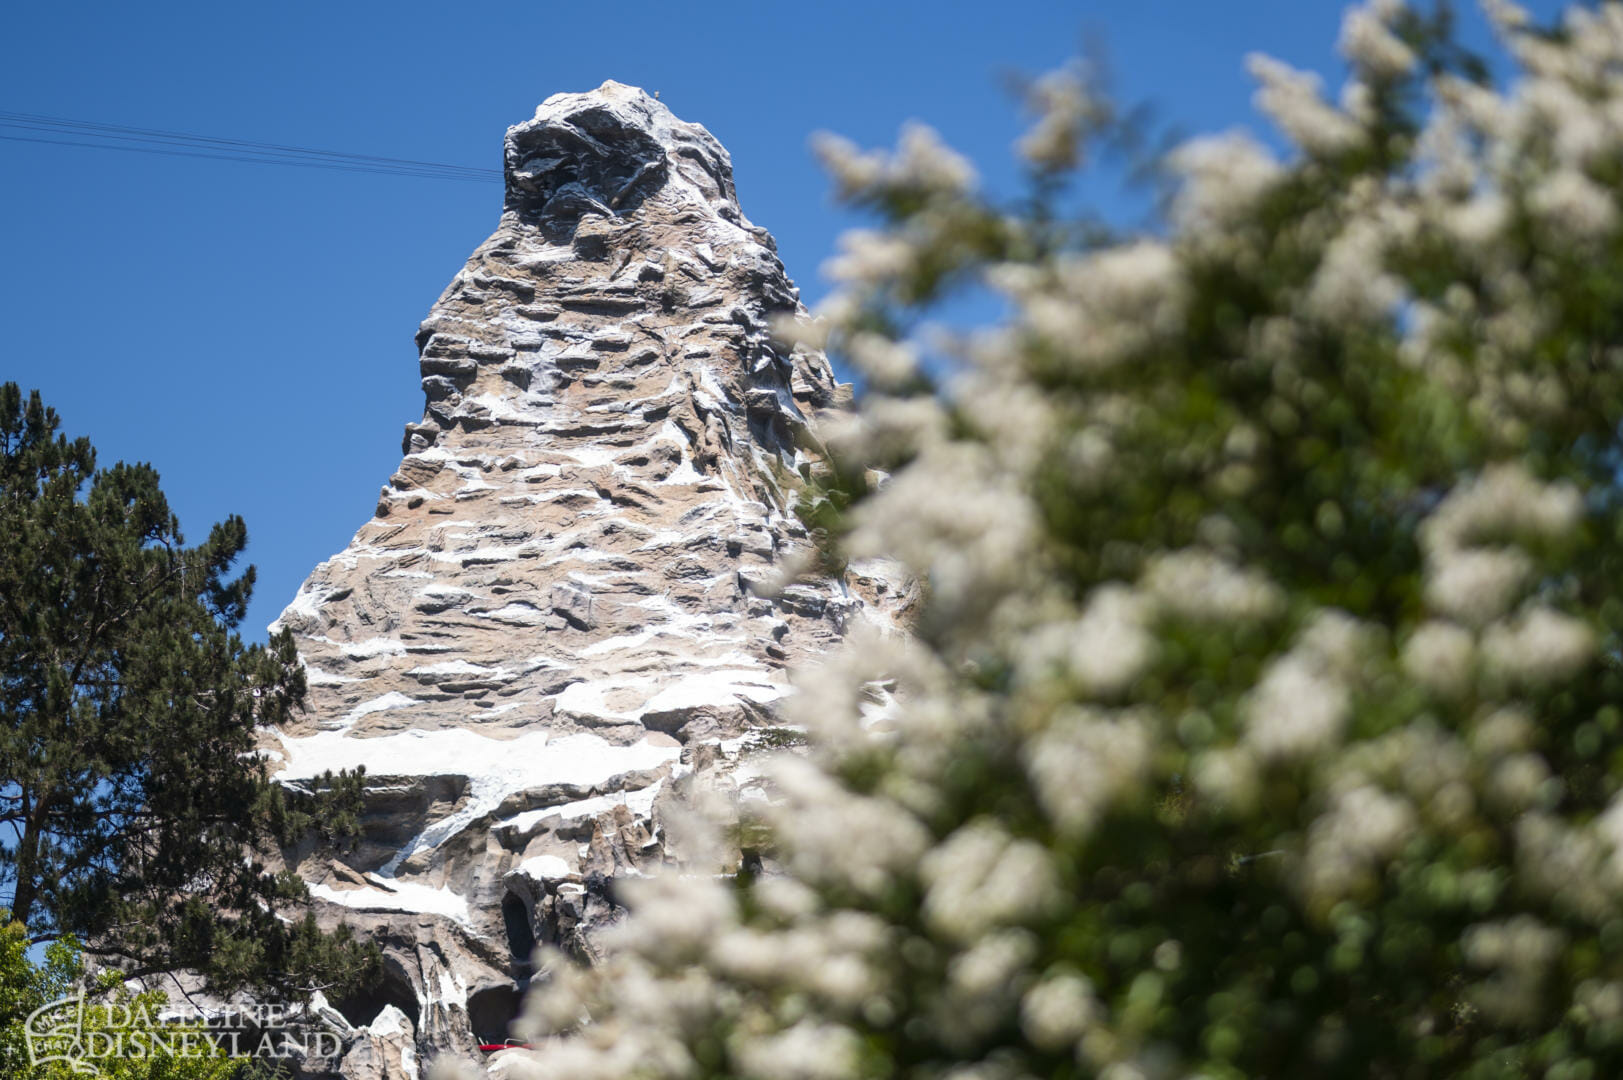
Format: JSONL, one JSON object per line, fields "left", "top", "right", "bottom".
{"left": 0, "top": 111, "right": 501, "bottom": 183}
{"left": 0, "top": 132, "right": 496, "bottom": 182}
{"left": 0, "top": 111, "right": 496, "bottom": 176}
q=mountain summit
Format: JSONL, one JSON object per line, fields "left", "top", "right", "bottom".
{"left": 262, "top": 83, "right": 906, "bottom": 1075}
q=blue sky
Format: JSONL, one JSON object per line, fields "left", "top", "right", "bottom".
{"left": 0, "top": 1, "right": 1564, "bottom": 641}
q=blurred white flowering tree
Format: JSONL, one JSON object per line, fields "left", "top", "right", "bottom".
{"left": 453, "top": 2, "right": 1623, "bottom": 1077}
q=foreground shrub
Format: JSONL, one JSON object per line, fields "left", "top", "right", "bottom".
{"left": 478, "top": 3, "right": 1623, "bottom": 1077}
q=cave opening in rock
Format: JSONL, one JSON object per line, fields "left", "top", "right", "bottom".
{"left": 502, "top": 893, "right": 537, "bottom": 976}
{"left": 331, "top": 957, "right": 420, "bottom": 1030}
{"left": 467, "top": 984, "right": 525, "bottom": 1047}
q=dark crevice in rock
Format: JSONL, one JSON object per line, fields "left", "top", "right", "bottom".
{"left": 501, "top": 893, "right": 537, "bottom": 977}
{"left": 467, "top": 984, "right": 525, "bottom": 1047}
{"left": 332, "top": 955, "right": 420, "bottom": 1029}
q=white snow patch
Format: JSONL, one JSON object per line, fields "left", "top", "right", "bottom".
{"left": 538, "top": 488, "right": 602, "bottom": 504}
{"left": 308, "top": 878, "right": 471, "bottom": 925}
{"left": 424, "top": 966, "right": 469, "bottom": 1010}
{"left": 631, "top": 528, "right": 693, "bottom": 551}
{"left": 277, "top": 729, "right": 681, "bottom": 870}
{"left": 560, "top": 445, "right": 623, "bottom": 468}
{"left": 337, "top": 637, "right": 407, "bottom": 660}
{"left": 580, "top": 625, "right": 689, "bottom": 657}
{"left": 502, "top": 778, "right": 665, "bottom": 833}
{"left": 277, "top": 587, "right": 328, "bottom": 626}
{"left": 555, "top": 666, "right": 782, "bottom": 725}
{"left": 515, "top": 463, "right": 564, "bottom": 482}
{"left": 657, "top": 459, "right": 705, "bottom": 485}
{"left": 553, "top": 679, "right": 637, "bottom": 722}
{"left": 475, "top": 602, "right": 550, "bottom": 625}
{"left": 505, "top": 487, "right": 601, "bottom": 504}
{"left": 517, "top": 854, "right": 573, "bottom": 880}
{"left": 418, "top": 583, "right": 474, "bottom": 598}
{"left": 697, "top": 364, "right": 730, "bottom": 404}
{"left": 513, "top": 247, "right": 576, "bottom": 269}
{"left": 338, "top": 692, "right": 420, "bottom": 728}
{"left": 430, "top": 543, "right": 535, "bottom": 565}
{"left": 641, "top": 669, "right": 784, "bottom": 714}
{"left": 463, "top": 392, "right": 543, "bottom": 423}
{"left": 302, "top": 664, "right": 358, "bottom": 687}
{"left": 367, "top": 1004, "right": 409, "bottom": 1038}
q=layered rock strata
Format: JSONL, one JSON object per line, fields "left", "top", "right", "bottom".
{"left": 262, "top": 82, "right": 907, "bottom": 1075}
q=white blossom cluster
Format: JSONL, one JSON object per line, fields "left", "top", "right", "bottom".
{"left": 1016, "top": 63, "right": 1096, "bottom": 171}
{"left": 436, "top": 3, "right": 1623, "bottom": 1076}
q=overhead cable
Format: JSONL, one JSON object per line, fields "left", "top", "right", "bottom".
{"left": 0, "top": 111, "right": 501, "bottom": 183}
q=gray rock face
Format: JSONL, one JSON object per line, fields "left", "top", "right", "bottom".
{"left": 262, "top": 82, "right": 910, "bottom": 1077}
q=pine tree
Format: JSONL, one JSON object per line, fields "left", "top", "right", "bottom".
{"left": 0, "top": 383, "right": 378, "bottom": 1001}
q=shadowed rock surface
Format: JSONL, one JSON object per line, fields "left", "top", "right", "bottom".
{"left": 256, "top": 82, "right": 910, "bottom": 1076}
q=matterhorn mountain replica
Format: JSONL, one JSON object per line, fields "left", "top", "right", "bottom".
{"left": 260, "top": 82, "right": 905, "bottom": 1077}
